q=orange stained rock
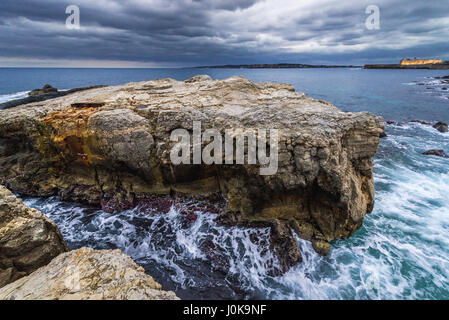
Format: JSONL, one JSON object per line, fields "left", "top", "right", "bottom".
{"left": 42, "top": 106, "right": 100, "bottom": 165}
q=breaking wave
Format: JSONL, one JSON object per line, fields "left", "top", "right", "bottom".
{"left": 24, "top": 197, "right": 281, "bottom": 299}
{"left": 402, "top": 77, "right": 449, "bottom": 100}
{"left": 0, "top": 91, "right": 29, "bottom": 105}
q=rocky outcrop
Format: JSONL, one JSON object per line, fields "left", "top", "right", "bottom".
{"left": 0, "top": 185, "right": 68, "bottom": 288}
{"left": 0, "top": 75, "right": 384, "bottom": 269}
{"left": 28, "top": 84, "right": 58, "bottom": 97}
{"left": 0, "top": 247, "right": 179, "bottom": 300}
{"left": 0, "top": 85, "right": 107, "bottom": 110}
{"left": 433, "top": 122, "right": 448, "bottom": 133}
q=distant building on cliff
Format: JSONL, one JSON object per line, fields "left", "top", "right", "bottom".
{"left": 400, "top": 58, "right": 443, "bottom": 65}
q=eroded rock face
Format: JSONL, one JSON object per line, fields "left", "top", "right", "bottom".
{"left": 0, "top": 247, "right": 179, "bottom": 300}
{"left": 0, "top": 75, "right": 384, "bottom": 269}
{"left": 0, "top": 185, "right": 68, "bottom": 288}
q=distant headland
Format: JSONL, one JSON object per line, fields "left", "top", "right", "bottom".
{"left": 365, "top": 58, "right": 449, "bottom": 69}
{"left": 195, "top": 60, "right": 449, "bottom": 70}
{"left": 194, "top": 63, "right": 361, "bottom": 69}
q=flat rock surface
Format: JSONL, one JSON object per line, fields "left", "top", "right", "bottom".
{"left": 0, "top": 247, "right": 179, "bottom": 300}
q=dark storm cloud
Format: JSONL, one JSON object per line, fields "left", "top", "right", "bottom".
{"left": 0, "top": 0, "right": 448, "bottom": 67}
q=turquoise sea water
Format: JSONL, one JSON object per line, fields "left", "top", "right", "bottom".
{"left": 1, "top": 68, "right": 448, "bottom": 299}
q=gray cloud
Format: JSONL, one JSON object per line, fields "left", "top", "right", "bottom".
{"left": 0, "top": 0, "right": 448, "bottom": 67}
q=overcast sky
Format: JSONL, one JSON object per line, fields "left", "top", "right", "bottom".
{"left": 0, "top": 0, "right": 448, "bottom": 67}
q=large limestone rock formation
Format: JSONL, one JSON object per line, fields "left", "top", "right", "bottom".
{"left": 0, "top": 185, "right": 68, "bottom": 288}
{"left": 0, "top": 247, "right": 179, "bottom": 300}
{"left": 0, "top": 75, "right": 384, "bottom": 270}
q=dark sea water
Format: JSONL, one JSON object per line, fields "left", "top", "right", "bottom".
{"left": 1, "top": 68, "right": 448, "bottom": 299}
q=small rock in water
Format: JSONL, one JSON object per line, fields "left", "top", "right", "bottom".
{"left": 386, "top": 120, "right": 403, "bottom": 126}
{"left": 422, "top": 149, "right": 449, "bottom": 158}
{"left": 411, "top": 120, "right": 432, "bottom": 125}
{"left": 433, "top": 121, "right": 448, "bottom": 133}
{"left": 312, "top": 240, "right": 331, "bottom": 256}
{"left": 28, "top": 84, "right": 58, "bottom": 96}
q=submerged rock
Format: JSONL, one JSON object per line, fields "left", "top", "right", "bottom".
{"left": 0, "top": 247, "right": 179, "bottom": 300}
{"left": 0, "top": 75, "right": 384, "bottom": 271}
{"left": 0, "top": 186, "right": 68, "bottom": 288}
{"left": 422, "top": 149, "right": 449, "bottom": 158}
{"left": 433, "top": 121, "right": 448, "bottom": 133}
{"left": 410, "top": 120, "right": 432, "bottom": 125}
{"left": 269, "top": 220, "right": 302, "bottom": 274}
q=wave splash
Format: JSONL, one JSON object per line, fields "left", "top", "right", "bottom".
{"left": 23, "top": 197, "right": 281, "bottom": 299}
{"left": 0, "top": 91, "right": 29, "bottom": 105}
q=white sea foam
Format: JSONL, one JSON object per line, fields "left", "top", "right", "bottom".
{"left": 24, "top": 197, "right": 281, "bottom": 299}
{"left": 0, "top": 91, "right": 29, "bottom": 104}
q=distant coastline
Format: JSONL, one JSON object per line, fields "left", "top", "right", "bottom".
{"left": 194, "top": 63, "right": 361, "bottom": 69}
{"left": 194, "top": 60, "right": 449, "bottom": 70}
